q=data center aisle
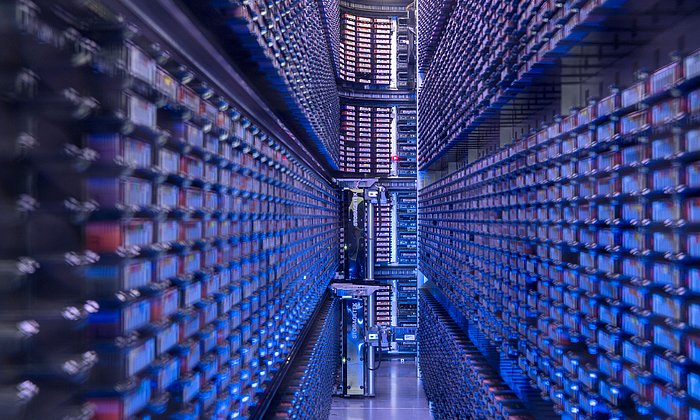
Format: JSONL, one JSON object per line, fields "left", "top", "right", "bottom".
{"left": 329, "top": 360, "right": 433, "bottom": 420}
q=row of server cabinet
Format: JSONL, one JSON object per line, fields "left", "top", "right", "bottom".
{"left": 266, "top": 295, "right": 340, "bottom": 419}
{"left": 419, "top": 47, "right": 700, "bottom": 419}
{"left": 340, "top": 184, "right": 418, "bottom": 353}
{"left": 338, "top": 10, "right": 415, "bottom": 90}
{"left": 338, "top": 13, "right": 393, "bottom": 86}
{"left": 379, "top": 189, "right": 418, "bottom": 354}
{"left": 335, "top": 0, "right": 419, "bottom": 357}
{"left": 375, "top": 188, "right": 418, "bottom": 267}
{"left": 212, "top": 0, "right": 341, "bottom": 168}
{"left": 415, "top": 0, "right": 700, "bottom": 170}
{"left": 0, "top": 1, "right": 344, "bottom": 419}
{"left": 338, "top": 104, "right": 417, "bottom": 177}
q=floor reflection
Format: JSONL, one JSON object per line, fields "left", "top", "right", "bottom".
{"left": 329, "top": 360, "right": 433, "bottom": 420}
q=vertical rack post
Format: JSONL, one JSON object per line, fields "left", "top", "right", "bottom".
{"left": 366, "top": 199, "right": 376, "bottom": 282}
{"left": 366, "top": 291, "right": 376, "bottom": 397}
{"left": 365, "top": 196, "right": 376, "bottom": 397}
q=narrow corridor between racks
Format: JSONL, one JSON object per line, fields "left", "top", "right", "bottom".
{"left": 328, "top": 360, "right": 432, "bottom": 420}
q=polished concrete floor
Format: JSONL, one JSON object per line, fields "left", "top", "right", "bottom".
{"left": 329, "top": 360, "right": 433, "bottom": 420}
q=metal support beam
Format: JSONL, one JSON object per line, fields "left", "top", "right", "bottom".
{"left": 366, "top": 201, "right": 376, "bottom": 282}
{"left": 365, "top": 197, "right": 376, "bottom": 397}
{"left": 366, "top": 292, "right": 376, "bottom": 397}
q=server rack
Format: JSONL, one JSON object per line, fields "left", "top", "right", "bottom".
{"left": 336, "top": 1, "right": 418, "bottom": 357}
{"left": 380, "top": 180, "right": 418, "bottom": 353}
{"left": 418, "top": 0, "right": 700, "bottom": 418}
{"left": 339, "top": 13, "right": 394, "bottom": 87}
{"left": 0, "top": 1, "right": 341, "bottom": 418}
{"left": 396, "top": 106, "right": 418, "bottom": 177}
{"left": 339, "top": 104, "right": 393, "bottom": 175}
{"left": 186, "top": 0, "right": 341, "bottom": 171}
{"left": 265, "top": 294, "right": 340, "bottom": 419}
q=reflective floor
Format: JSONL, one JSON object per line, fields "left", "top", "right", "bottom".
{"left": 329, "top": 359, "right": 433, "bottom": 420}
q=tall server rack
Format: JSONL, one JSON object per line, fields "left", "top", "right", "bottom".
{"left": 0, "top": 0, "right": 343, "bottom": 418}
{"left": 418, "top": 0, "right": 700, "bottom": 419}
{"left": 339, "top": 13, "right": 394, "bottom": 87}
{"left": 336, "top": 0, "right": 419, "bottom": 355}
{"left": 339, "top": 104, "right": 393, "bottom": 175}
